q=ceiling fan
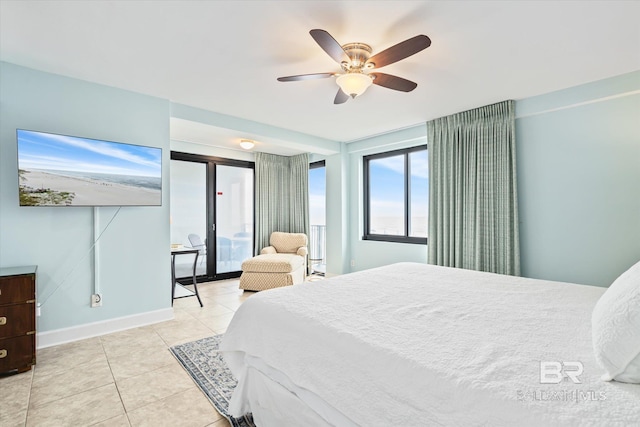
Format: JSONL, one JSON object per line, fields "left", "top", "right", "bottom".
{"left": 277, "top": 29, "right": 431, "bottom": 104}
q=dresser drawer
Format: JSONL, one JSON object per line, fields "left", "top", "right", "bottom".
{"left": 0, "top": 334, "right": 35, "bottom": 373}
{"left": 0, "top": 303, "right": 35, "bottom": 339}
{"left": 0, "top": 276, "right": 35, "bottom": 305}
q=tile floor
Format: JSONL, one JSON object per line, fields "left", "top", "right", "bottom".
{"left": 1, "top": 278, "right": 254, "bottom": 427}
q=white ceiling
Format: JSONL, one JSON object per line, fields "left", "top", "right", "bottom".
{"left": 1, "top": 1, "right": 639, "bottom": 151}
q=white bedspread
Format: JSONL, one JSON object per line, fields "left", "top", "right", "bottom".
{"left": 221, "top": 263, "right": 640, "bottom": 426}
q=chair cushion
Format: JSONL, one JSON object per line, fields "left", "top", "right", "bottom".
{"left": 270, "top": 232, "right": 308, "bottom": 254}
{"left": 242, "top": 254, "right": 304, "bottom": 273}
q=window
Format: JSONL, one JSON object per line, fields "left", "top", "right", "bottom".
{"left": 309, "top": 161, "right": 326, "bottom": 273}
{"left": 363, "top": 146, "right": 428, "bottom": 244}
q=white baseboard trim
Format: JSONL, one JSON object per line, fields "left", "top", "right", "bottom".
{"left": 36, "top": 308, "right": 174, "bottom": 349}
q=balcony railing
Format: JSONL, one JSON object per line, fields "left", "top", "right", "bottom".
{"left": 309, "top": 224, "right": 326, "bottom": 273}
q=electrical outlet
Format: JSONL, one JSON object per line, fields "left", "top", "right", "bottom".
{"left": 350, "top": 260, "right": 355, "bottom": 267}
{"left": 91, "top": 293, "right": 102, "bottom": 308}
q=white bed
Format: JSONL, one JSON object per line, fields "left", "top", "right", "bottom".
{"left": 220, "top": 262, "right": 640, "bottom": 426}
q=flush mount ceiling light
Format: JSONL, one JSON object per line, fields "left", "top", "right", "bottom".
{"left": 277, "top": 29, "right": 431, "bottom": 104}
{"left": 239, "top": 139, "right": 255, "bottom": 150}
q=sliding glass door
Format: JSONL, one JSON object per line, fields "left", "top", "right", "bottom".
{"left": 170, "top": 152, "right": 254, "bottom": 281}
{"left": 216, "top": 165, "right": 254, "bottom": 274}
{"left": 170, "top": 160, "right": 208, "bottom": 278}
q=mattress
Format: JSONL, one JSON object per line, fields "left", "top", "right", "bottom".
{"left": 220, "top": 262, "right": 640, "bottom": 426}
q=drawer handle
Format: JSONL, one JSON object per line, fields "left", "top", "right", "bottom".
{"left": 0, "top": 317, "right": 5, "bottom": 326}
{"left": 0, "top": 349, "right": 6, "bottom": 358}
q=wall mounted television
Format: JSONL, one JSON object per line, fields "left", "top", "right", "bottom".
{"left": 17, "top": 129, "right": 162, "bottom": 207}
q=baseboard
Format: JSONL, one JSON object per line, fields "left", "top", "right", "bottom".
{"left": 36, "top": 308, "right": 174, "bottom": 349}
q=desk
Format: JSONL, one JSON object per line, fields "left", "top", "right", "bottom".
{"left": 171, "top": 248, "right": 203, "bottom": 307}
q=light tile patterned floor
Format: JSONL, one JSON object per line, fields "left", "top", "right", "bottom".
{"left": 0, "top": 278, "right": 253, "bottom": 427}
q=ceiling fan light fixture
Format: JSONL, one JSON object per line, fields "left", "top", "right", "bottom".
{"left": 239, "top": 139, "right": 255, "bottom": 150}
{"left": 336, "top": 73, "right": 373, "bottom": 98}
{"left": 278, "top": 30, "right": 430, "bottom": 104}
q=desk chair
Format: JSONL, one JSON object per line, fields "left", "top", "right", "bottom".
{"left": 187, "top": 234, "right": 207, "bottom": 266}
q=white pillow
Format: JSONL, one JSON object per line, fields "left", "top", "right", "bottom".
{"left": 592, "top": 259, "right": 640, "bottom": 383}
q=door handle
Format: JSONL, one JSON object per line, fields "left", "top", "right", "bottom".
{"left": 0, "top": 349, "right": 7, "bottom": 358}
{"left": 0, "top": 317, "right": 6, "bottom": 326}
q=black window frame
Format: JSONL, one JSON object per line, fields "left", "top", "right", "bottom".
{"left": 363, "top": 145, "right": 428, "bottom": 245}
{"left": 170, "top": 151, "right": 255, "bottom": 282}
{"left": 310, "top": 160, "right": 326, "bottom": 169}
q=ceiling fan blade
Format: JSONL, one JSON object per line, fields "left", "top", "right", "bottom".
{"left": 371, "top": 73, "right": 418, "bottom": 92}
{"left": 366, "top": 35, "right": 431, "bottom": 68}
{"left": 277, "top": 73, "right": 335, "bottom": 82}
{"left": 334, "top": 88, "right": 349, "bottom": 104}
{"left": 310, "top": 29, "right": 350, "bottom": 64}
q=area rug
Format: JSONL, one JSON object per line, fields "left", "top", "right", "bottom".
{"left": 170, "top": 334, "right": 255, "bottom": 427}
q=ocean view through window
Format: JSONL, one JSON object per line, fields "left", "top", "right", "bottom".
{"left": 309, "top": 161, "right": 326, "bottom": 274}
{"left": 363, "top": 146, "right": 428, "bottom": 244}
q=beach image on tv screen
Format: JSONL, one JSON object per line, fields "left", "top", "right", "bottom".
{"left": 17, "top": 130, "right": 162, "bottom": 206}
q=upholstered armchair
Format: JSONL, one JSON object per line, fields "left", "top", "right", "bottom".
{"left": 240, "top": 232, "right": 308, "bottom": 291}
{"left": 260, "top": 231, "right": 308, "bottom": 256}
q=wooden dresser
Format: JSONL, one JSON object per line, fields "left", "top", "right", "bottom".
{"left": 0, "top": 266, "right": 37, "bottom": 374}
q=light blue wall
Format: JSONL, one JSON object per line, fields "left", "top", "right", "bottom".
{"left": 346, "top": 126, "right": 428, "bottom": 272}
{"left": 0, "top": 62, "right": 172, "bottom": 332}
{"left": 324, "top": 148, "right": 350, "bottom": 276}
{"left": 516, "top": 71, "right": 640, "bottom": 287}
{"left": 345, "top": 72, "right": 640, "bottom": 286}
